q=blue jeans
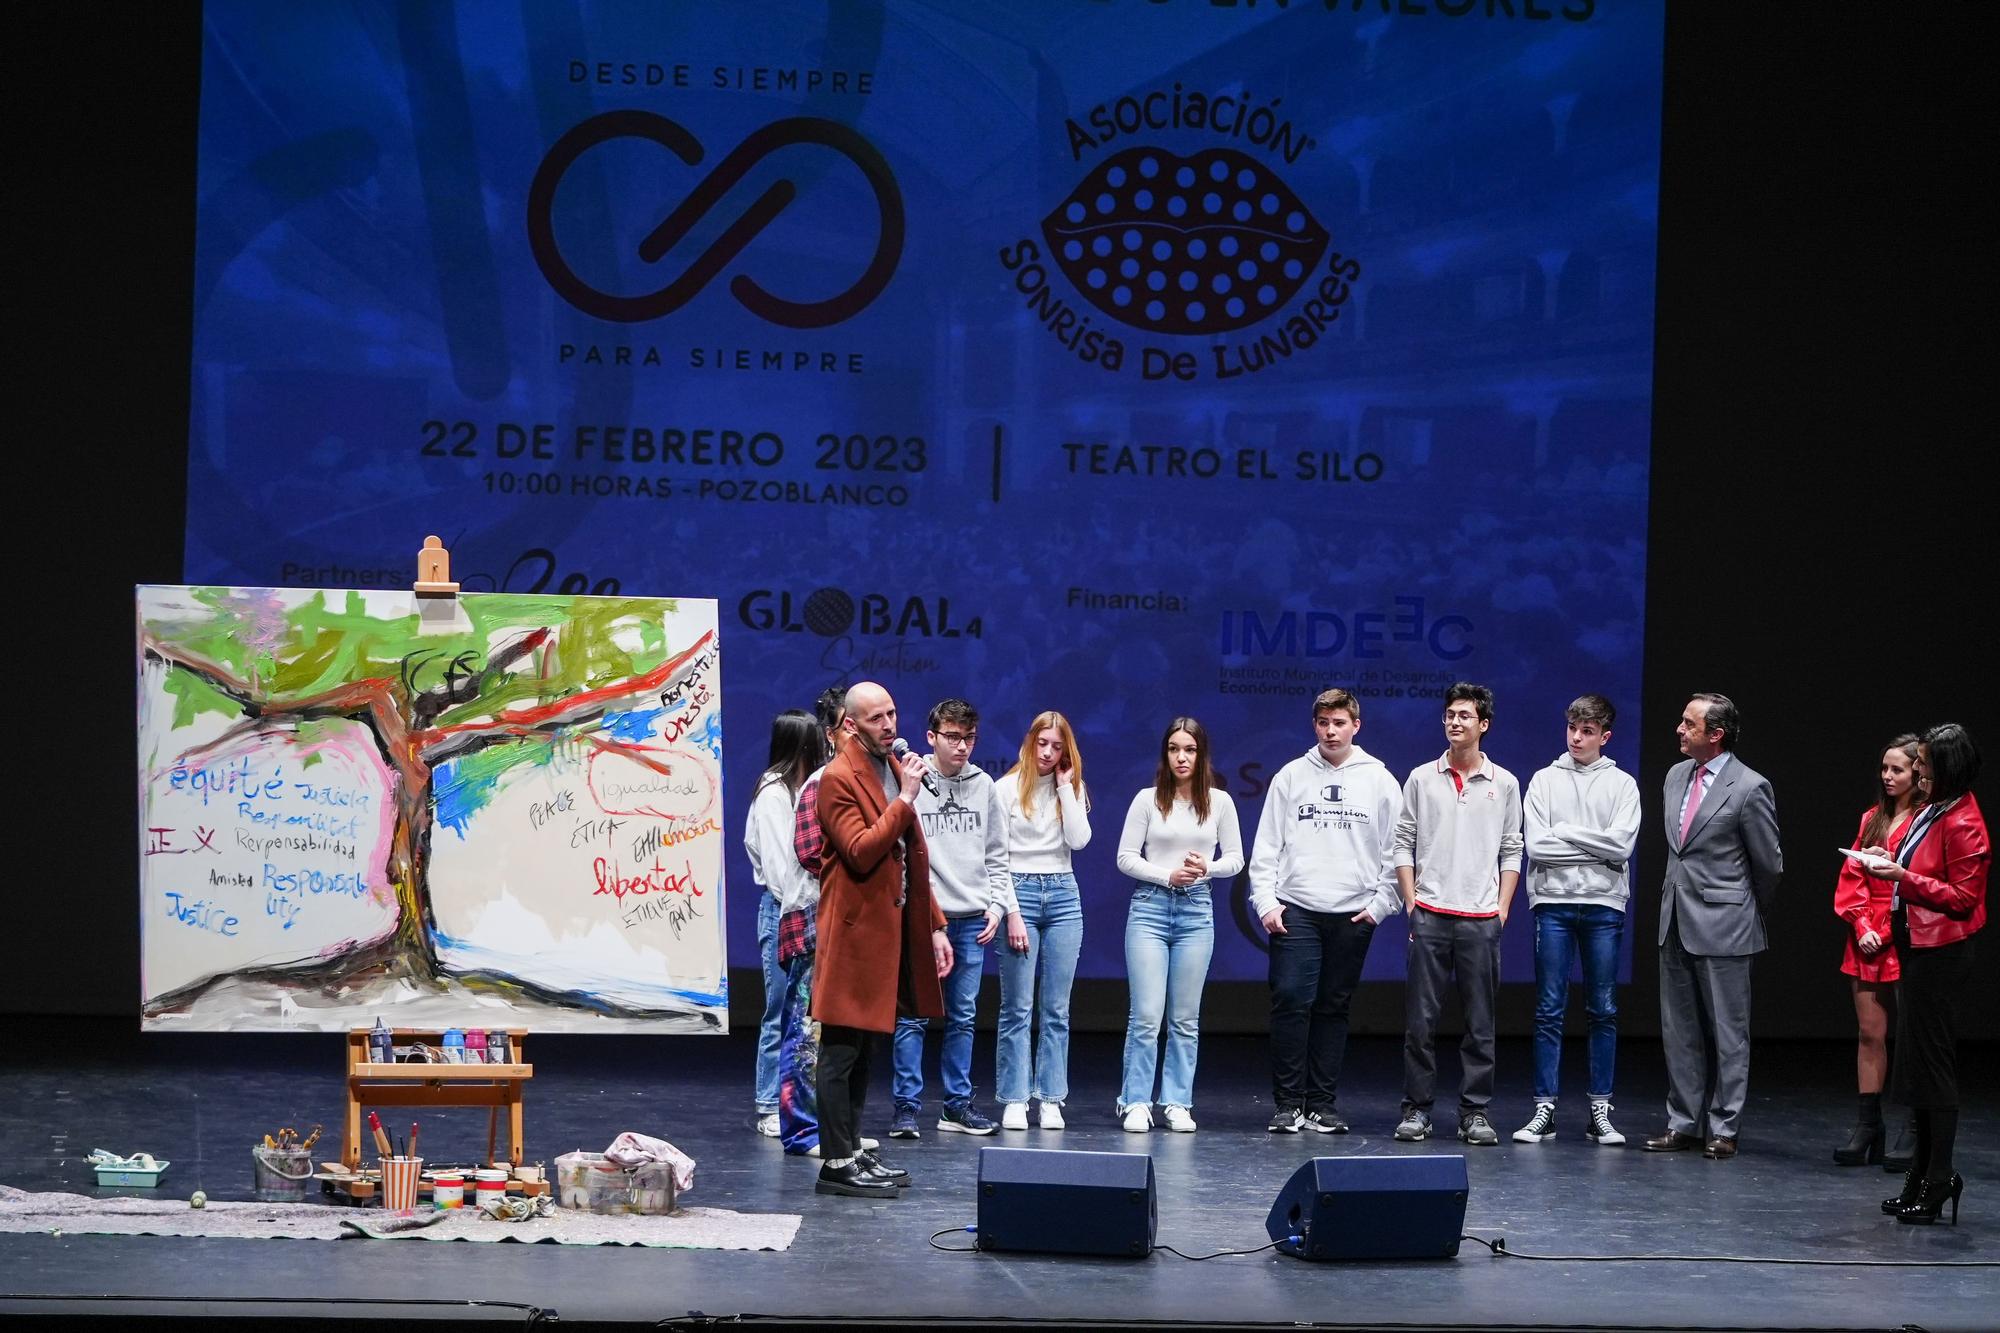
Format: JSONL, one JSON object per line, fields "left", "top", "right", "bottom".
{"left": 1120, "top": 884, "right": 1214, "bottom": 1111}
{"left": 892, "top": 915, "right": 988, "bottom": 1109}
{"left": 754, "top": 889, "right": 783, "bottom": 1113}
{"left": 997, "top": 872, "right": 1083, "bottom": 1105}
{"left": 1532, "top": 903, "right": 1624, "bottom": 1101}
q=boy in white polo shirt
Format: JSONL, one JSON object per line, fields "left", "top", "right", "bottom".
{"left": 1393, "top": 682, "right": 1523, "bottom": 1147}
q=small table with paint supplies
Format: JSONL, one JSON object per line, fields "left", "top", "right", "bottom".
{"left": 325, "top": 1024, "right": 546, "bottom": 1203}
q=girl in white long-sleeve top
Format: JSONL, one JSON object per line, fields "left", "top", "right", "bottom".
{"left": 995, "top": 711, "right": 1091, "bottom": 1130}
{"left": 1115, "top": 717, "right": 1242, "bottom": 1133}
{"left": 743, "top": 709, "right": 828, "bottom": 1141}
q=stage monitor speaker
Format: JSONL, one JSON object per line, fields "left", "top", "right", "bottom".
{"left": 976, "top": 1147, "right": 1156, "bottom": 1258}
{"left": 1265, "top": 1155, "right": 1467, "bottom": 1261}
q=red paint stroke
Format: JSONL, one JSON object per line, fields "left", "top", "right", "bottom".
{"left": 424, "top": 630, "right": 716, "bottom": 744}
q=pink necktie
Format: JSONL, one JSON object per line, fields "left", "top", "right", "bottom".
{"left": 1680, "top": 764, "right": 1707, "bottom": 844}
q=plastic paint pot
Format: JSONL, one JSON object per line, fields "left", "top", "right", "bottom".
{"left": 474, "top": 1168, "right": 510, "bottom": 1210}
{"left": 432, "top": 1171, "right": 465, "bottom": 1209}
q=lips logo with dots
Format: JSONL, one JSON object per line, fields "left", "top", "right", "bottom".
{"left": 1043, "top": 148, "right": 1328, "bottom": 336}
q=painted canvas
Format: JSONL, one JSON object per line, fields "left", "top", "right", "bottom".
{"left": 136, "top": 586, "right": 725, "bottom": 1032}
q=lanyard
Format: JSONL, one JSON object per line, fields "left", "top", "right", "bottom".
{"left": 1894, "top": 799, "right": 1953, "bottom": 869}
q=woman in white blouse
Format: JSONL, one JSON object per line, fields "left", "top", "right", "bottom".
{"left": 995, "top": 710, "right": 1092, "bottom": 1130}
{"left": 1114, "top": 717, "right": 1242, "bottom": 1132}
{"left": 742, "top": 709, "right": 826, "bottom": 1148}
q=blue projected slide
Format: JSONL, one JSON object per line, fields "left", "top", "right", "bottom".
{"left": 186, "top": 1, "right": 1662, "bottom": 984}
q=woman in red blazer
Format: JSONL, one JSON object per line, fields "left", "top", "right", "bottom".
{"left": 1830, "top": 735, "right": 1923, "bottom": 1165}
{"left": 1863, "top": 722, "right": 1987, "bottom": 1224}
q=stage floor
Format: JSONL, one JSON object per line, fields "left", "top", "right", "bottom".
{"left": 1, "top": 1020, "right": 1992, "bottom": 1329}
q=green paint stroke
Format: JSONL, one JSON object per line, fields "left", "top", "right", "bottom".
{"left": 162, "top": 667, "right": 242, "bottom": 728}
{"left": 433, "top": 732, "right": 564, "bottom": 835}
{"left": 147, "top": 590, "right": 685, "bottom": 732}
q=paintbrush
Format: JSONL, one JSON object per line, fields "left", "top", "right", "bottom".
{"left": 367, "top": 1111, "right": 393, "bottom": 1157}
{"left": 409, "top": 1121, "right": 420, "bottom": 1160}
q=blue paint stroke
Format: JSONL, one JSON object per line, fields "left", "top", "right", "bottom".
{"left": 600, "top": 706, "right": 665, "bottom": 743}
{"left": 431, "top": 758, "right": 498, "bottom": 838}
{"left": 430, "top": 929, "right": 727, "bottom": 1012}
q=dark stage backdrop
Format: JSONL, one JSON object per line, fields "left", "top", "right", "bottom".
{"left": 9, "top": 4, "right": 1993, "bottom": 1042}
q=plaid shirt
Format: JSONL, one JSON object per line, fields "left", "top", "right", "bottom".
{"left": 776, "top": 905, "right": 817, "bottom": 966}
{"left": 792, "top": 771, "right": 825, "bottom": 878}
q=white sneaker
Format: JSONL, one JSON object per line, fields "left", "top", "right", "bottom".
{"left": 1001, "top": 1102, "right": 1029, "bottom": 1131}
{"left": 1587, "top": 1100, "right": 1626, "bottom": 1147}
{"left": 1162, "top": 1105, "right": 1197, "bottom": 1133}
{"left": 1121, "top": 1105, "right": 1152, "bottom": 1133}
{"left": 860, "top": 1136, "right": 880, "bottom": 1151}
{"left": 1039, "top": 1101, "right": 1066, "bottom": 1130}
{"left": 754, "top": 1112, "right": 780, "bottom": 1138}
{"left": 1513, "top": 1102, "right": 1556, "bottom": 1144}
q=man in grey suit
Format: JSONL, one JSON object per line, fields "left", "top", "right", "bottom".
{"left": 1643, "top": 693, "right": 1782, "bottom": 1160}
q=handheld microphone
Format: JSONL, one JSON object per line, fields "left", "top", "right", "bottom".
{"left": 890, "top": 737, "right": 941, "bottom": 797}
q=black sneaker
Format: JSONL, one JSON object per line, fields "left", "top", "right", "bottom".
{"left": 1304, "top": 1109, "right": 1349, "bottom": 1134}
{"left": 888, "top": 1104, "right": 921, "bottom": 1139}
{"left": 938, "top": 1102, "right": 998, "bottom": 1135}
{"left": 1394, "top": 1109, "right": 1433, "bottom": 1142}
{"left": 1267, "top": 1107, "right": 1305, "bottom": 1133}
{"left": 1457, "top": 1112, "right": 1499, "bottom": 1146}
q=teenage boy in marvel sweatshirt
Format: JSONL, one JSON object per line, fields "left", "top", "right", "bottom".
{"left": 887, "top": 698, "right": 1021, "bottom": 1138}
{"left": 1248, "top": 688, "right": 1404, "bottom": 1134}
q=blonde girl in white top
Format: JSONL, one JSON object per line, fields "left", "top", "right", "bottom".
{"left": 994, "top": 710, "right": 1091, "bottom": 1129}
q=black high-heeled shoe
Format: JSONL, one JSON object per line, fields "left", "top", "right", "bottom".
{"left": 1896, "top": 1173, "right": 1964, "bottom": 1225}
{"left": 1833, "top": 1121, "right": 1885, "bottom": 1166}
{"left": 1881, "top": 1170, "right": 1922, "bottom": 1214}
{"left": 1881, "top": 1114, "right": 1916, "bottom": 1172}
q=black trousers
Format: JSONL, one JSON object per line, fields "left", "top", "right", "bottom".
{"left": 1890, "top": 911, "right": 1975, "bottom": 1110}
{"left": 1267, "top": 905, "right": 1376, "bottom": 1112}
{"left": 818, "top": 1024, "right": 876, "bottom": 1161}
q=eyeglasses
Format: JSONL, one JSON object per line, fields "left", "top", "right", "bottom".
{"left": 934, "top": 731, "right": 977, "bottom": 746}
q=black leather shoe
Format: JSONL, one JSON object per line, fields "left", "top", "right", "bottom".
{"left": 1643, "top": 1129, "right": 1702, "bottom": 1152}
{"left": 1881, "top": 1115, "right": 1916, "bottom": 1172}
{"left": 859, "top": 1148, "right": 910, "bottom": 1186}
{"left": 1883, "top": 1170, "right": 1924, "bottom": 1215}
{"left": 1703, "top": 1135, "right": 1738, "bottom": 1160}
{"left": 1832, "top": 1121, "right": 1884, "bottom": 1166}
{"left": 815, "top": 1160, "right": 898, "bottom": 1198}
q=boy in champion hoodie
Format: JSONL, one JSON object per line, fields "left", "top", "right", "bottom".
{"left": 888, "top": 698, "right": 1022, "bottom": 1139}
{"left": 1512, "top": 694, "right": 1641, "bottom": 1148}
{"left": 1248, "top": 688, "right": 1404, "bottom": 1134}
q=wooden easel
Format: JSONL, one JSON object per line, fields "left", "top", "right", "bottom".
{"left": 328, "top": 542, "right": 535, "bottom": 1197}
{"left": 341, "top": 1027, "right": 534, "bottom": 1172}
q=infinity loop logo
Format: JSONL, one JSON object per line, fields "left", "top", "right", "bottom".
{"left": 527, "top": 111, "right": 904, "bottom": 328}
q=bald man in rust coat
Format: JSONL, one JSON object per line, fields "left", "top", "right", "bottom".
{"left": 811, "top": 681, "right": 952, "bottom": 1197}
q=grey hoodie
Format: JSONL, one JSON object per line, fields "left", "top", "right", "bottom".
{"left": 916, "top": 758, "right": 1017, "bottom": 918}
{"left": 1523, "top": 753, "right": 1641, "bottom": 911}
